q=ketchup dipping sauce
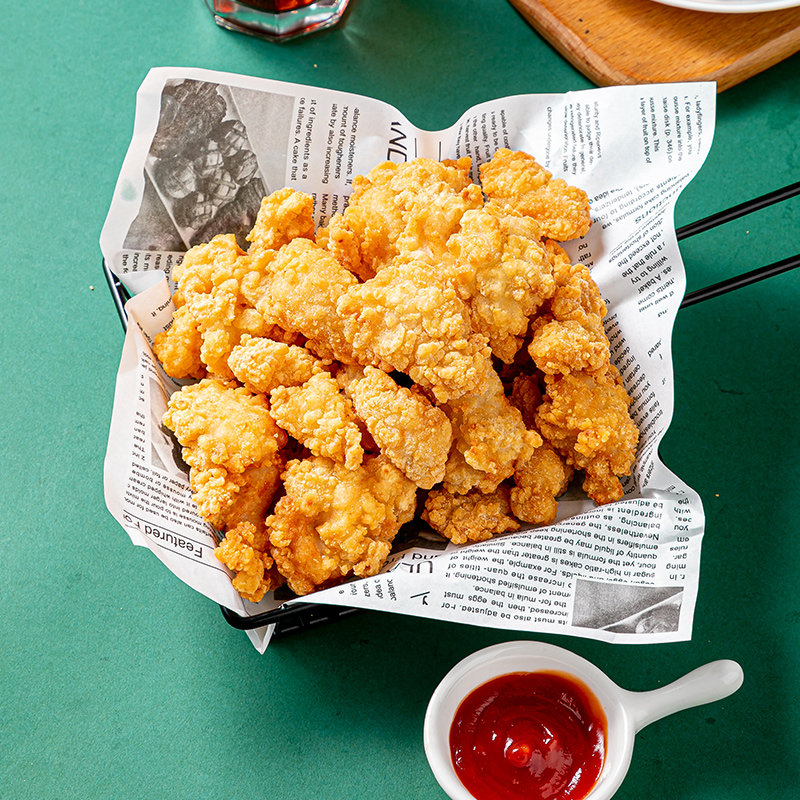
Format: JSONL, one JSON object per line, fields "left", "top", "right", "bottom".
{"left": 449, "top": 671, "right": 607, "bottom": 800}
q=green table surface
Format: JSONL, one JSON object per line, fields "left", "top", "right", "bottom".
{"left": 2, "top": 1, "right": 799, "bottom": 797}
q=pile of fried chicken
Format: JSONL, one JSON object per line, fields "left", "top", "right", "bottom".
{"left": 153, "top": 149, "right": 639, "bottom": 602}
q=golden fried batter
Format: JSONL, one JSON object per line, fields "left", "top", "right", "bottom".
{"left": 228, "top": 335, "right": 328, "bottom": 395}
{"left": 529, "top": 316, "right": 610, "bottom": 377}
{"left": 479, "top": 148, "right": 592, "bottom": 241}
{"left": 509, "top": 373, "right": 544, "bottom": 429}
{"left": 214, "top": 521, "right": 284, "bottom": 603}
{"left": 423, "top": 486, "right": 520, "bottom": 545}
{"left": 246, "top": 186, "right": 315, "bottom": 256}
{"left": 162, "top": 378, "right": 285, "bottom": 528}
{"left": 535, "top": 368, "right": 639, "bottom": 505}
{"left": 337, "top": 258, "right": 493, "bottom": 403}
{"left": 152, "top": 293, "right": 206, "bottom": 380}
{"left": 510, "top": 440, "right": 574, "bottom": 525}
{"left": 350, "top": 366, "right": 453, "bottom": 489}
{"left": 270, "top": 372, "right": 364, "bottom": 470}
{"left": 546, "top": 240, "right": 607, "bottom": 331}
{"left": 163, "top": 378, "right": 287, "bottom": 601}
{"left": 320, "top": 157, "right": 483, "bottom": 278}
{"left": 316, "top": 211, "right": 372, "bottom": 281}
{"left": 267, "top": 455, "right": 417, "bottom": 595}
{"left": 441, "top": 369, "right": 538, "bottom": 494}
{"left": 446, "top": 203, "right": 556, "bottom": 363}
{"left": 528, "top": 241, "right": 610, "bottom": 377}
{"left": 254, "top": 237, "right": 364, "bottom": 366}
{"left": 154, "top": 234, "right": 280, "bottom": 380}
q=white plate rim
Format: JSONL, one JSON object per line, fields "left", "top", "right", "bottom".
{"left": 651, "top": 0, "right": 800, "bottom": 12}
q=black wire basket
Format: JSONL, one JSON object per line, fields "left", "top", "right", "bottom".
{"left": 103, "top": 180, "right": 799, "bottom": 636}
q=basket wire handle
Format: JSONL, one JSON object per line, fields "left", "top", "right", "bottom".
{"left": 676, "top": 180, "right": 800, "bottom": 241}
{"left": 681, "top": 252, "right": 800, "bottom": 308}
{"left": 677, "top": 179, "right": 800, "bottom": 308}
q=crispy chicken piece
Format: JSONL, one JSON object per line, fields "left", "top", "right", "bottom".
{"left": 153, "top": 234, "right": 282, "bottom": 380}
{"left": 152, "top": 291, "right": 206, "bottom": 380}
{"left": 506, "top": 372, "right": 573, "bottom": 523}
{"left": 445, "top": 203, "right": 556, "bottom": 363}
{"left": 246, "top": 187, "right": 315, "bottom": 256}
{"left": 388, "top": 157, "right": 484, "bottom": 265}
{"left": 163, "top": 378, "right": 285, "bottom": 527}
{"left": 254, "top": 237, "right": 365, "bottom": 366}
{"left": 214, "top": 521, "right": 284, "bottom": 603}
{"left": 479, "top": 148, "right": 592, "bottom": 241}
{"left": 423, "top": 486, "right": 520, "bottom": 545}
{"left": 535, "top": 367, "right": 639, "bottom": 505}
{"left": 510, "top": 439, "right": 574, "bottom": 525}
{"left": 269, "top": 372, "right": 364, "bottom": 469}
{"left": 545, "top": 240, "right": 607, "bottom": 332}
{"left": 440, "top": 447, "right": 492, "bottom": 497}
{"left": 441, "top": 369, "right": 538, "bottom": 495}
{"left": 319, "top": 157, "right": 483, "bottom": 279}
{"left": 316, "top": 211, "right": 373, "bottom": 282}
{"left": 228, "top": 335, "right": 328, "bottom": 395}
{"left": 349, "top": 366, "right": 453, "bottom": 489}
{"left": 154, "top": 189, "right": 324, "bottom": 383}
{"left": 335, "top": 363, "right": 366, "bottom": 394}
{"left": 268, "top": 455, "right": 417, "bottom": 595}
{"left": 528, "top": 241, "right": 610, "bottom": 376}
{"left": 336, "top": 258, "right": 493, "bottom": 403}
{"left": 529, "top": 316, "right": 610, "bottom": 377}
{"left": 162, "top": 378, "right": 287, "bottom": 601}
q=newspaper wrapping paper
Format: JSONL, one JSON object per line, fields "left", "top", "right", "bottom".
{"left": 102, "top": 67, "right": 716, "bottom": 653}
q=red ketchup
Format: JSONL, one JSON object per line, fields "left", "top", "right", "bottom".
{"left": 449, "top": 671, "right": 607, "bottom": 800}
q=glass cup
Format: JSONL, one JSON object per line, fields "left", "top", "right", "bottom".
{"left": 205, "top": 0, "right": 351, "bottom": 41}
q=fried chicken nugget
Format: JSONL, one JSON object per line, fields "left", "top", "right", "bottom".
{"left": 336, "top": 258, "right": 493, "bottom": 403}
{"left": 479, "top": 148, "right": 592, "bottom": 241}
{"left": 535, "top": 368, "right": 639, "bottom": 505}
{"left": 335, "top": 362, "right": 366, "bottom": 394}
{"left": 505, "top": 373, "right": 573, "bottom": 525}
{"left": 510, "top": 440, "right": 574, "bottom": 526}
{"left": 268, "top": 455, "right": 417, "bottom": 595}
{"left": 317, "top": 157, "right": 483, "bottom": 279}
{"left": 254, "top": 237, "right": 366, "bottom": 367}
{"left": 529, "top": 316, "right": 611, "bottom": 377}
{"left": 228, "top": 335, "right": 328, "bottom": 395}
{"left": 163, "top": 378, "right": 286, "bottom": 526}
{"left": 446, "top": 203, "right": 556, "bottom": 363}
{"left": 528, "top": 241, "right": 610, "bottom": 376}
{"left": 315, "top": 212, "right": 371, "bottom": 281}
{"left": 546, "top": 240, "right": 607, "bottom": 331}
{"left": 270, "top": 372, "right": 364, "bottom": 470}
{"left": 161, "top": 188, "right": 318, "bottom": 380}
{"left": 246, "top": 186, "right": 315, "bottom": 256}
{"left": 152, "top": 291, "right": 205, "bottom": 380}
{"left": 163, "top": 378, "right": 287, "bottom": 601}
{"left": 350, "top": 366, "right": 453, "bottom": 489}
{"left": 441, "top": 369, "right": 538, "bottom": 494}
{"left": 423, "top": 486, "right": 520, "bottom": 545}
{"left": 440, "top": 448, "right": 492, "bottom": 497}
{"left": 509, "top": 373, "right": 543, "bottom": 429}
{"left": 214, "top": 520, "right": 283, "bottom": 603}
{"left": 153, "top": 234, "right": 280, "bottom": 380}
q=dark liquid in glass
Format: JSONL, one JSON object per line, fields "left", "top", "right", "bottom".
{"left": 235, "top": 0, "right": 317, "bottom": 11}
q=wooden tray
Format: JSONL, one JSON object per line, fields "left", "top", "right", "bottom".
{"left": 508, "top": 0, "right": 800, "bottom": 91}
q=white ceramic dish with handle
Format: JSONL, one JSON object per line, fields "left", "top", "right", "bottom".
{"left": 423, "top": 641, "right": 744, "bottom": 800}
